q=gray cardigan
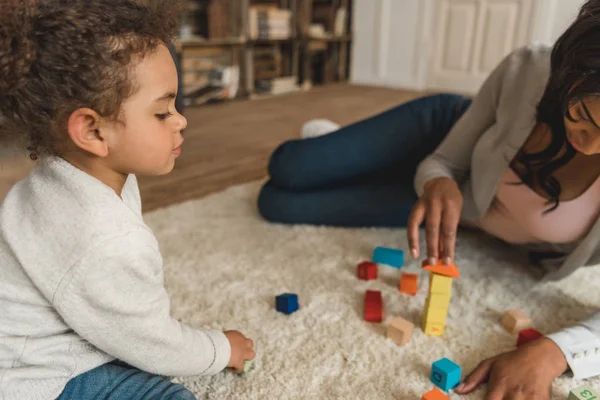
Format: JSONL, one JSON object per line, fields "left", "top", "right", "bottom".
{"left": 414, "top": 43, "right": 600, "bottom": 282}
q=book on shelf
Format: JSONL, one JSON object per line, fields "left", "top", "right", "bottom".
{"left": 248, "top": 7, "right": 292, "bottom": 40}
{"left": 255, "top": 76, "right": 299, "bottom": 95}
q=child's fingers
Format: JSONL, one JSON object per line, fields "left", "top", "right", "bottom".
{"left": 454, "top": 359, "right": 493, "bottom": 394}
{"left": 245, "top": 338, "right": 254, "bottom": 348}
{"left": 245, "top": 349, "right": 256, "bottom": 360}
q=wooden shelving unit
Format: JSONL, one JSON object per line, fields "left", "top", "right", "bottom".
{"left": 177, "top": 0, "right": 353, "bottom": 106}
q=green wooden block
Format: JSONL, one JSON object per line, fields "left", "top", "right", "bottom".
{"left": 568, "top": 385, "right": 600, "bottom": 400}
{"left": 236, "top": 359, "right": 255, "bottom": 374}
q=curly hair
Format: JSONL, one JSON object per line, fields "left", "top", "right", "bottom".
{"left": 0, "top": 0, "right": 186, "bottom": 159}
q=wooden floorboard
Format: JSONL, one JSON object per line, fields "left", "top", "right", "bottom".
{"left": 0, "top": 84, "right": 424, "bottom": 212}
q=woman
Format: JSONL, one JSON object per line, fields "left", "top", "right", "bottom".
{"left": 258, "top": 0, "right": 600, "bottom": 398}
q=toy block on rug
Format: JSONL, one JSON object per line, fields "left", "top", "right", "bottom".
{"left": 276, "top": 293, "right": 299, "bottom": 315}
{"left": 421, "top": 387, "right": 449, "bottom": 400}
{"left": 430, "top": 358, "right": 461, "bottom": 391}
{"left": 372, "top": 247, "right": 404, "bottom": 268}
{"left": 357, "top": 261, "right": 378, "bottom": 280}
{"left": 422, "top": 259, "right": 461, "bottom": 279}
{"left": 399, "top": 272, "right": 418, "bottom": 295}
{"left": 364, "top": 290, "right": 383, "bottom": 323}
{"left": 500, "top": 309, "right": 531, "bottom": 333}
{"left": 236, "top": 359, "right": 255, "bottom": 375}
{"left": 568, "top": 385, "right": 600, "bottom": 400}
{"left": 387, "top": 316, "right": 414, "bottom": 346}
{"left": 516, "top": 328, "right": 543, "bottom": 347}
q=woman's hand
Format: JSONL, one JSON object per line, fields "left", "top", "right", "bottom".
{"left": 455, "top": 338, "right": 568, "bottom": 399}
{"left": 407, "top": 177, "right": 463, "bottom": 265}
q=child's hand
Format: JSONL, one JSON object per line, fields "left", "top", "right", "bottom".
{"left": 454, "top": 338, "right": 568, "bottom": 399}
{"left": 224, "top": 330, "right": 255, "bottom": 373}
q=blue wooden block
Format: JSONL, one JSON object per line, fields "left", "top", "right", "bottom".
{"left": 431, "top": 358, "right": 461, "bottom": 391}
{"left": 276, "top": 293, "right": 299, "bottom": 314}
{"left": 372, "top": 247, "right": 404, "bottom": 268}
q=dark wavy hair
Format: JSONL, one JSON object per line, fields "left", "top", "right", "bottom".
{"left": 0, "top": 0, "right": 185, "bottom": 159}
{"left": 512, "top": 0, "right": 600, "bottom": 212}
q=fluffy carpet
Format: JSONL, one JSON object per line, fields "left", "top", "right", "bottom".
{"left": 143, "top": 182, "right": 600, "bottom": 399}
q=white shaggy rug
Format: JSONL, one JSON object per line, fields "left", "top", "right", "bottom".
{"left": 143, "top": 182, "right": 600, "bottom": 399}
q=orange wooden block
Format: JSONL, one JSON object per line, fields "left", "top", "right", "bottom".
{"left": 421, "top": 387, "right": 449, "bottom": 400}
{"left": 422, "top": 259, "right": 460, "bottom": 279}
{"left": 399, "top": 273, "right": 418, "bottom": 295}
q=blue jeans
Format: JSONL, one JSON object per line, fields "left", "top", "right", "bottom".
{"left": 56, "top": 360, "right": 196, "bottom": 400}
{"left": 258, "top": 94, "right": 472, "bottom": 227}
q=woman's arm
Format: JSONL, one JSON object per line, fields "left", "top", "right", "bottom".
{"left": 414, "top": 47, "right": 529, "bottom": 196}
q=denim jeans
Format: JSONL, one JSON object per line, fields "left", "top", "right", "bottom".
{"left": 56, "top": 360, "right": 196, "bottom": 400}
{"left": 258, "top": 93, "right": 472, "bottom": 227}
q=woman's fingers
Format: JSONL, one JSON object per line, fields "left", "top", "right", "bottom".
{"left": 425, "top": 199, "right": 442, "bottom": 264}
{"left": 455, "top": 359, "right": 494, "bottom": 394}
{"left": 407, "top": 201, "right": 426, "bottom": 259}
{"left": 440, "top": 203, "right": 459, "bottom": 265}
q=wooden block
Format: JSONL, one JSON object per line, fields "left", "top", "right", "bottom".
{"left": 423, "top": 306, "right": 448, "bottom": 325}
{"left": 357, "top": 261, "right": 378, "bottom": 280}
{"left": 500, "top": 309, "right": 532, "bottom": 334}
{"left": 422, "top": 259, "right": 460, "bottom": 278}
{"left": 426, "top": 292, "right": 451, "bottom": 309}
{"left": 431, "top": 358, "right": 462, "bottom": 391}
{"left": 568, "top": 385, "right": 600, "bottom": 400}
{"left": 516, "top": 328, "right": 543, "bottom": 347}
{"left": 429, "top": 274, "right": 453, "bottom": 295}
{"left": 422, "top": 320, "right": 445, "bottom": 337}
{"left": 387, "top": 316, "right": 414, "bottom": 345}
{"left": 364, "top": 290, "right": 383, "bottom": 323}
{"left": 399, "top": 273, "right": 418, "bottom": 295}
{"left": 421, "top": 387, "right": 449, "bottom": 400}
{"left": 275, "top": 293, "right": 299, "bottom": 314}
{"left": 236, "top": 358, "right": 255, "bottom": 374}
{"left": 372, "top": 246, "right": 404, "bottom": 268}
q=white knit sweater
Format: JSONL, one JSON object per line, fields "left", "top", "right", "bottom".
{"left": 0, "top": 157, "right": 230, "bottom": 400}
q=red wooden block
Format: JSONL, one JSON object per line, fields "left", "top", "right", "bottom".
{"left": 364, "top": 290, "right": 383, "bottom": 323}
{"left": 357, "top": 261, "right": 378, "bottom": 280}
{"left": 399, "top": 273, "right": 418, "bottom": 295}
{"left": 516, "top": 328, "right": 543, "bottom": 347}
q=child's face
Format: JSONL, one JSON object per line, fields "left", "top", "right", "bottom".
{"left": 104, "top": 44, "right": 187, "bottom": 176}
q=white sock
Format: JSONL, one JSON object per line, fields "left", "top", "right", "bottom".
{"left": 300, "top": 119, "right": 341, "bottom": 139}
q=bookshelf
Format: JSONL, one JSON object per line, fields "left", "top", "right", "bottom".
{"left": 177, "top": 0, "right": 353, "bottom": 106}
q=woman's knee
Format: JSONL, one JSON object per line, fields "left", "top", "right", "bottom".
{"left": 267, "top": 140, "right": 312, "bottom": 190}
{"left": 257, "top": 181, "right": 290, "bottom": 223}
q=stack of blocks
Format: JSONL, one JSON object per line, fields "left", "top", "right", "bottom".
{"left": 569, "top": 385, "right": 600, "bottom": 400}
{"left": 421, "top": 260, "right": 460, "bottom": 337}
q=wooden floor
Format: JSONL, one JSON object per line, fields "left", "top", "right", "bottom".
{"left": 0, "top": 84, "right": 423, "bottom": 212}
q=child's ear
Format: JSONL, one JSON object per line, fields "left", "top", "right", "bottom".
{"left": 67, "top": 108, "right": 109, "bottom": 157}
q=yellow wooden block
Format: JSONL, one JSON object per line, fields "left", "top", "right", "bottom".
{"left": 423, "top": 306, "right": 449, "bottom": 324}
{"left": 422, "top": 320, "right": 445, "bottom": 336}
{"left": 429, "top": 274, "right": 453, "bottom": 295}
{"left": 427, "top": 292, "right": 451, "bottom": 309}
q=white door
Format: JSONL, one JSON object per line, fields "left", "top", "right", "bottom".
{"left": 351, "top": 0, "right": 585, "bottom": 93}
{"left": 427, "top": 0, "right": 536, "bottom": 93}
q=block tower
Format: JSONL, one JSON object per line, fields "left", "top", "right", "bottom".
{"left": 421, "top": 260, "right": 460, "bottom": 336}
